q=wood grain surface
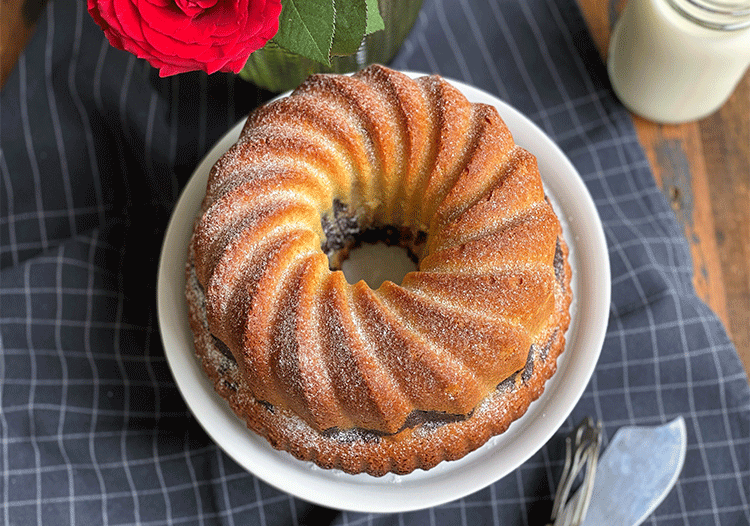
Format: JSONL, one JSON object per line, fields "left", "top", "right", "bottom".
{"left": 0, "top": 0, "right": 46, "bottom": 86}
{"left": 1, "top": 0, "right": 748, "bottom": 378}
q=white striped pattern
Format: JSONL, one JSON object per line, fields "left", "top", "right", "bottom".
{"left": 0, "top": 0, "right": 748, "bottom": 524}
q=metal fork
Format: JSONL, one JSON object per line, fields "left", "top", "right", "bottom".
{"left": 546, "top": 417, "right": 603, "bottom": 526}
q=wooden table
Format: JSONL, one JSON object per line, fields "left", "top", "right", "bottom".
{"left": 578, "top": 1, "right": 750, "bottom": 379}
{"left": 2, "top": 0, "right": 749, "bottom": 378}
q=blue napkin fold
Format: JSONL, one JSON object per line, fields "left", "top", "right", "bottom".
{"left": 1, "top": 0, "right": 748, "bottom": 524}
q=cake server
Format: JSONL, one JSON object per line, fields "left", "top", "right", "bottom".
{"left": 549, "top": 416, "right": 687, "bottom": 526}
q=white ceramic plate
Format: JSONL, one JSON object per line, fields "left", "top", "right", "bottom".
{"left": 156, "top": 72, "right": 611, "bottom": 514}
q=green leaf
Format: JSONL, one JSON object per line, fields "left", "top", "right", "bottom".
{"left": 365, "top": 0, "right": 384, "bottom": 34}
{"left": 274, "top": 0, "right": 336, "bottom": 66}
{"left": 330, "top": 0, "right": 367, "bottom": 57}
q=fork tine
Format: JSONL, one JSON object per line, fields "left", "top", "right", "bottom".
{"left": 570, "top": 441, "right": 601, "bottom": 524}
{"left": 575, "top": 423, "right": 602, "bottom": 522}
{"left": 549, "top": 433, "right": 576, "bottom": 520}
{"left": 547, "top": 417, "right": 602, "bottom": 526}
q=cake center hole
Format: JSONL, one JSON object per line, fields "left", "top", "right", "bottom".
{"left": 340, "top": 242, "right": 418, "bottom": 289}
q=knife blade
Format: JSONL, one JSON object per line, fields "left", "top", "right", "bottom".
{"left": 558, "top": 416, "right": 687, "bottom": 526}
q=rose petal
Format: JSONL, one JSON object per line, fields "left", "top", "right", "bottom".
{"left": 174, "top": 0, "right": 216, "bottom": 17}
{"left": 112, "top": 0, "right": 146, "bottom": 42}
{"left": 89, "top": 0, "right": 282, "bottom": 76}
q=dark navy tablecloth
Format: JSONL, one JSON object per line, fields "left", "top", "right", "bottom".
{"left": 1, "top": 0, "right": 749, "bottom": 524}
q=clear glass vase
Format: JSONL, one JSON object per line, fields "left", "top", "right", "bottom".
{"left": 239, "top": 0, "right": 424, "bottom": 93}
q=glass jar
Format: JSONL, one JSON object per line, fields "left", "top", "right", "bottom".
{"left": 607, "top": 0, "right": 750, "bottom": 123}
{"left": 240, "top": 0, "right": 424, "bottom": 93}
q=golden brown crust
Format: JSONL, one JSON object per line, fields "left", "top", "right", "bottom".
{"left": 185, "top": 65, "right": 573, "bottom": 476}
{"left": 185, "top": 235, "right": 572, "bottom": 475}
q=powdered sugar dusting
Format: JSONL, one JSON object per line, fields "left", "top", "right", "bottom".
{"left": 184, "top": 65, "right": 572, "bottom": 475}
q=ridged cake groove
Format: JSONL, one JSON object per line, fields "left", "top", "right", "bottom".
{"left": 186, "top": 65, "right": 573, "bottom": 475}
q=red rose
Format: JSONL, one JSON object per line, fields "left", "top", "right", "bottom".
{"left": 88, "top": 0, "right": 282, "bottom": 77}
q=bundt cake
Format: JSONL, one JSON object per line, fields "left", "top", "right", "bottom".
{"left": 185, "top": 65, "right": 572, "bottom": 476}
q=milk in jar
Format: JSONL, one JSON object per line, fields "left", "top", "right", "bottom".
{"left": 608, "top": 0, "right": 750, "bottom": 123}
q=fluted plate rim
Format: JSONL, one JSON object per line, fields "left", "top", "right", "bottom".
{"left": 156, "top": 71, "right": 611, "bottom": 513}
